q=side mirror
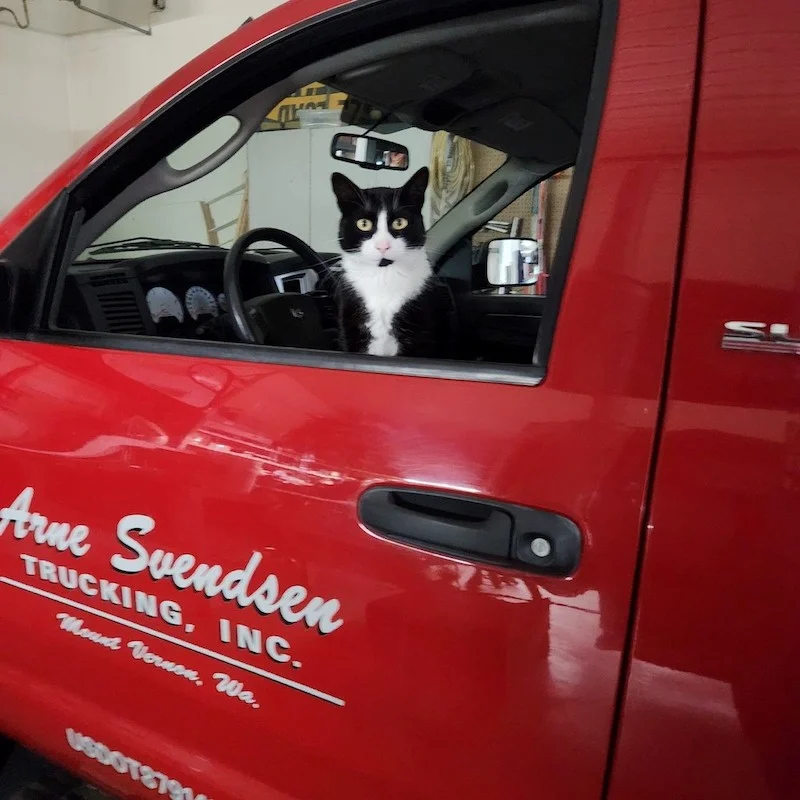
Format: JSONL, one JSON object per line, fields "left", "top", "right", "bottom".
{"left": 486, "top": 238, "right": 544, "bottom": 289}
{"left": 330, "top": 133, "right": 409, "bottom": 171}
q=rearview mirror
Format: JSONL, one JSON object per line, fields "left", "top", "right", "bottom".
{"left": 331, "top": 133, "right": 409, "bottom": 171}
{"left": 487, "top": 238, "right": 543, "bottom": 288}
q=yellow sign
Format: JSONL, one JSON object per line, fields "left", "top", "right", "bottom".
{"left": 261, "top": 83, "right": 348, "bottom": 131}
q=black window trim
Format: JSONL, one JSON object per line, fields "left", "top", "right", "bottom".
{"left": 4, "top": 0, "right": 618, "bottom": 388}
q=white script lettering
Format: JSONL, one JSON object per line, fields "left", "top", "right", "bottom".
{"left": 213, "top": 672, "right": 259, "bottom": 708}
{"left": 127, "top": 640, "right": 200, "bottom": 683}
{"left": 0, "top": 488, "right": 90, "bottom": 556}
{"left": 56, "top": 613, "right": 122, "bottom": 650}
{"left": 113, "top": 516, "right": 343, "bottom": 634}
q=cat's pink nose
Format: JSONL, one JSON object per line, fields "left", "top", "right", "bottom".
{"left": 376, "top": 240, "right": 391, "bottom": 253}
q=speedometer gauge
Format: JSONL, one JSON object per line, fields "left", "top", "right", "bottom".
{"left": 146, "top": 287, "right": 184, "bottom": 323}
{"left": 185, "top": 286, "right": 219, "bottom": 320}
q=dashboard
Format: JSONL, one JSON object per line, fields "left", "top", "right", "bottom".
{"left": 58, "top": 249, "right": 339, "bottom": 343}
{"left": 57, "top": 245, "right": 544, "bottom": 364}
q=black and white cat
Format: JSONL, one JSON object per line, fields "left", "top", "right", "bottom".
{"left": 331, "top": 167, "right": 454, "bottom": 358}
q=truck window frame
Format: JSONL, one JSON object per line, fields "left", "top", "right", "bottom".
{"left": 5, "top": 0, "right": 618, "bottom": 387}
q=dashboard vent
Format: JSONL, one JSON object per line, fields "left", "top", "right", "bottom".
{"left": 88, "top": 272, "right": 146, "bottom": 335}
{"left": 88, "top": 273, "right": 128, "bottom": 288}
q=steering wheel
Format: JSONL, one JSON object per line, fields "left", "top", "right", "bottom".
{"left": 223, "top": 227, "right": 329, "bottom": 346}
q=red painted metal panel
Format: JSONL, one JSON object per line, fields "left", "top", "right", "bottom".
{"left": 0, "top": 0, "right": 700, "bottom": 797}
{"left": 609, "top": 1, "right": 800, "bottom": 798}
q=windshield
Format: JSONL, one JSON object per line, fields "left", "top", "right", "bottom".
{"left": 76, "top": 84, "right": 512, "bottom": 262}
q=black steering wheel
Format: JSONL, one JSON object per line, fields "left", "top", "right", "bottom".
{"left": 223, "top": 227, "right": 329, "bottom": 346}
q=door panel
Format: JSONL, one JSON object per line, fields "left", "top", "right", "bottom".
{"left": 456, "top": 293, "right": 545, "bottom": 364}
{"left": 0, "top": 1, "right": 700, "bottom": 798}
{"left": 609, "top": 1, "right": 800, "bottom": 798}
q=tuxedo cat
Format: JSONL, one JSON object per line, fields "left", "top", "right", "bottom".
{"left": 332, "top": 167, "right": 454, "bottom": 358}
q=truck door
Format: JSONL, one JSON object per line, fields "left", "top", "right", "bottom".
{"left": 0, "top": 0, "right": 701, "bottom": 798}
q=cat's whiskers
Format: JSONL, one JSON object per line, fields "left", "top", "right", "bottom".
{"left": 313, "top": 255, "right": 344, "bottom": 268}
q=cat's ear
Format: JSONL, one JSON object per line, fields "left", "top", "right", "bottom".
{"left": 400, "top": 167, "right": 429, "bottom": 210}
{"left": 331, "top": 172, "right": 363, "bottom": 211}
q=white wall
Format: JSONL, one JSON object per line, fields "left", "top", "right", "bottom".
{"left": 0, "top": 25, "right": 71, "bottom": 218}
{"left": 0, "top": 0, "right": 153, "bottom": 37}
{"left": 0, "top": 1, "right": 286, "bottom": 219}
{"left": 66, "top": 0, "right": 287, "bottom": 151}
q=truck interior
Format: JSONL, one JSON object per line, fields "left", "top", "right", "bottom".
{"left": 49, "top": 1, "right": 602, "bottom": 375}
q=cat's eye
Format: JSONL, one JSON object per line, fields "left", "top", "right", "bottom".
{"left": 392, "top": 218, "right": 409, "bottom": 231}
{"left": 356, "top": 218, "right": 373, "bottom": 232}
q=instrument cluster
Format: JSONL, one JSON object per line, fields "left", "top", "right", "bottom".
{"left": 145, "top": 286, "right": 228, "bottom": 325}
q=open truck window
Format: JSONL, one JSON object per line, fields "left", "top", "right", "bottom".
{"left": 44, "top": 3, "right": 604, "bottom": 384}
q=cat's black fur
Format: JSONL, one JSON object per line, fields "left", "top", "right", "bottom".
{"left": 332, "top": 168, "right": 455, "bottom": 358}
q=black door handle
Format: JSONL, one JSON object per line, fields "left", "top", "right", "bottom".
{"left": 359, "top": 488, "right": 513, "bottom": 559}
{"left": 359, "top": 487, "right": 581, "bottom": 577}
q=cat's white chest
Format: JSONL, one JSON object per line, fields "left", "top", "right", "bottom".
{"left": 365, "top": 293, "right": 403, "bottom": 356}
{"left": 343, "top": 252, "right": 431, "bottom": 356}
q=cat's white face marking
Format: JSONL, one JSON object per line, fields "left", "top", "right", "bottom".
{"left": 356, "top": 210, "right": 411, "bottom": 265}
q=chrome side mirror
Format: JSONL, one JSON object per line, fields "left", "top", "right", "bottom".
{"left": 486, "top": 238, "right": 543, "bottom": 288}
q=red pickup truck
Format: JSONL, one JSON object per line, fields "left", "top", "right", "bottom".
{"left": 0, "top": 0, "right": 797, "bottom": 798}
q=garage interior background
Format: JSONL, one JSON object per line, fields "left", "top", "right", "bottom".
{"left": 0, "top": 0, "right": 572, "bottom": 263}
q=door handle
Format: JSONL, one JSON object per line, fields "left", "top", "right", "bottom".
{"left": 359, "top": 488, "right": 513, "bottom": 558}
{"left": 359, "top": 487, "right": 581, "bottom": 577}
